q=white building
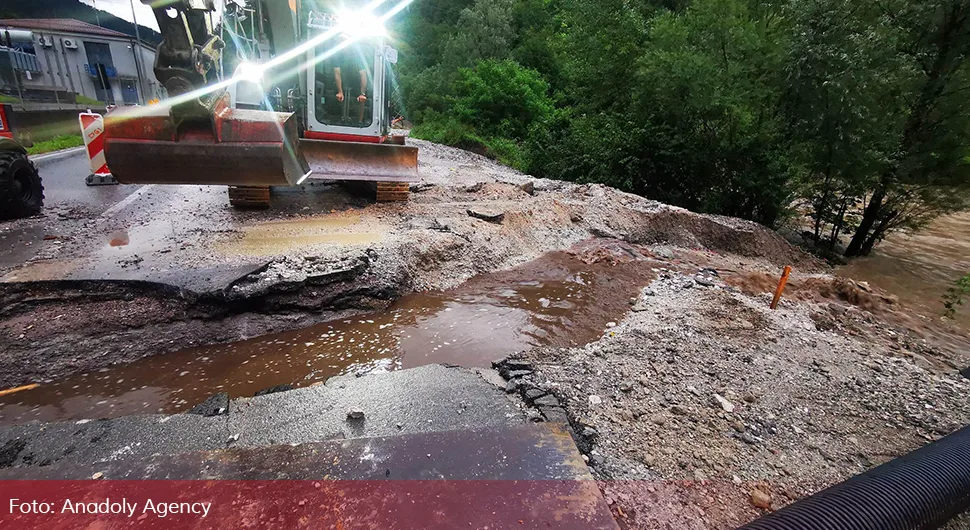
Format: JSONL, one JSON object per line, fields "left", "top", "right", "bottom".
{"left": 0, "top": 18, "right": 159, "bottom": 105}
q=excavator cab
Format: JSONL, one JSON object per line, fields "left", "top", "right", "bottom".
{"left": 103, "top": 0, "right": 417, "bottom": 207}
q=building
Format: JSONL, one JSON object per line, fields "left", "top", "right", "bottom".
{"left": 0, "top": 18, "right": 159, "bottom": 105}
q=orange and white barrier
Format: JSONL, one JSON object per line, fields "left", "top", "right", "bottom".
{"left": 79, "top": 112, "right": 109, "bottom": 175}
{"left": 79, "top": 112, "right": 117, "bottom": 185}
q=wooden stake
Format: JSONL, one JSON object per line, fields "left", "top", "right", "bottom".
{"left": 0, "top": 383, "right": 39, "bottom": 397}
{"left": 770, "top": 266, "right": 792, "bottom": 309}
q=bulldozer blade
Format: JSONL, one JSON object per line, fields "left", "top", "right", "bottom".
{"left": 300, "top": 138, "right": 419, "bottom": 183}
{"left": 103, "top": 99, "right": 310, "bottom": 187}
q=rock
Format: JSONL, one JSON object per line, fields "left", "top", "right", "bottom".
{"left": 506, "top": 379, "right": 519, "bottom": 394}
{"left": 632, "top": 302, "right": 650, "bottom": 312}
{"left": 590, "top": 454, "right": 606, "bottom": 467}
{"left": 520, "top": 181, "right": 536, "bottom": 195}
{"left": 653, "top": 248, "right": 675, "bottom": 260}
{"left": 670, "top": 405, "right": 689, "bottom": 416}
{"left": 693, "top": 470, "right": 708, "bottom": 481}
{"left": 732, "top": 475, "right": 742, "bottom": 486}
{"left": 606, "top": 322, "right": 617, "bottom": 328}
{"left": 541, "top": 407, "right": 570, "bottom": 424}
{"left": 732, "top": 420, "right": 746, "bottom": 433}
{"left": 186, "top": 392, "right": 230, "bottom": 417}
{"left": 642, "top": 288, "right": 656, "bottom": 296}
{"left": 681, "top": 279, "right": 695, "bottom": 289}
{"left": 857, "top": 281, "right": 871, "bottom": 292}
{"left": 499, "top": 359, "right": 533, "bottom": 371}
{"left": 347, "top": 408, "right": 365, "bottom": 421}
{"left": 619, "top": 381, "right": 634, "bottom": 392}
{"left": 639, "top": 453, "right": 656, "bottom": 466}
{"left": 695, "top": 276, "right": 716, "bottom": 287}
{"left": 254, "top": 384, "right": 294, "bottom": 397}
{"left": 91, "top": 472, "right": 104, "bottom": 480}
{"left": 588, "top": 395, "right": 603, "bottom": 405}
{"left": 581, "top": 426, "right": 599, "bottom": 438}
{"left": 750, "top": 489, "right": 772, "bottom": 510}
{"left": 227, "top": 434, "right": 239, "bottom": 443}
{"left": 639, "top": 376, "right": 650, "bottom": 387}
{"left": 524, "top": 388, "right": 547, "bottom": 400}
{"left": 961, "top": 366, "right": 970, "bottom": 380}
{"left": 506, "top": 369, "right": 533, "bottom": 379}
{"left": 466, "top": 208, "right": 505, "bottom": 224}
{"left": 651, "top": 415, "right": 667, "bottom": 426}
{"left": 743, "top": 394, "right": 757, "bottom": 404}
{"left": 741, "top": 433, "right": 760, "bottom": 445}
{"left": 533, "top": 395, "right": 561, "bottom": 407}
{"left": 712, "top": 394, "right": 735, "bottom": 413}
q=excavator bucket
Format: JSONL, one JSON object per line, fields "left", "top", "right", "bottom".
{"left": 103, "top": 96, "right": 310, "bottom": 187}
{"left": 299, "top": 138, "right": 419, "bottom": 184}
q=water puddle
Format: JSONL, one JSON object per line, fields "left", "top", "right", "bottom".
{"left": 217, "top": 215, "right": 383, "bottom": 256}
{"left": 108, "top": 230, "right": 130, "bottom": 247}
{"left": 0, "top": 250, "right": 657, "bottom": 425}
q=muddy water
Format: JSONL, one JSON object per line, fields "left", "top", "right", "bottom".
{"left": 0, "top": 252, "right": 656, "bottom": 425}
{"left": 839, "top": 211, "right": 970, "bottom": 332}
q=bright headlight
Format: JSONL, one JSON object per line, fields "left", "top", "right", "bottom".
{"left": 336, "top": 9, "right": 387, "bottom": 38}
{"left": 235, "top": 62, "right": 265, "bottom": 84}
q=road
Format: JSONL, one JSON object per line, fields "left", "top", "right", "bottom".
{"left": 0, "top": 147, "right": 371, "bottom": 292}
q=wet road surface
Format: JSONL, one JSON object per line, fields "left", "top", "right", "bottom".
{"left": 0, "top": 252, "right": 657, "bottom": 424}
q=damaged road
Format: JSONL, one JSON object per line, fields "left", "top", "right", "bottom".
{"left": 0, "top": 139, "right": 813, "bottom": 390}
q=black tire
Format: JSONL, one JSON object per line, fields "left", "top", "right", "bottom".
{"left": 0, "top": 150, "right": 43, "bottom": 220}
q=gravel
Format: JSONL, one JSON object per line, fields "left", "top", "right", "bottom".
{"left": 518, "top": 265, "right": 970, "bottom": 528}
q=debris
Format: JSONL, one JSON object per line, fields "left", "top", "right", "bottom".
{"left": 466, "top": 208, "right": 505, "bottom": 224}
{"left": 347, "top": 408, "right": 365, "bottom": 420}
{"left": 588, "top": 395, "right": 603, "bottom": 405}
{"left": 228, "top": 434, "right": 240, "bottom": 443}
{"left": 533, "top": 395, "right": 560, "bottom": 407}
{"left": 91, "top": 472, "right": 104, "bottom": 480}
{"left": 713, "top": 393, "right": 735, "bottom": 413}
{"left": 750, "top": 489, "right": 772, "bottom": 510}
{"left": 619, "top": 381, "right": 634, "bottom": 392}
{"left": 0, "top": 383, "right": 39, "bottom": 397}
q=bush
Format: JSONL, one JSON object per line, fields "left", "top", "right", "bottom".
{"left": 450, "top": 59, "right": 553, "bottom": 141}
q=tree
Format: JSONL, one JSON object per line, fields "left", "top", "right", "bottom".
{"left": 842, "top": 0, "right": 970, "bottom": 257}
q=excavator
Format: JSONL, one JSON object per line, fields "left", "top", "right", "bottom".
{"left": 104, "top": 0, "right": 417, "bottom": 208}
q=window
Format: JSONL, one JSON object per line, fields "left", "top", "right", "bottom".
{"left": 313, "top": 45, "right": 375, "bottom": 129}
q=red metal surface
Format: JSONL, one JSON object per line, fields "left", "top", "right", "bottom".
{"left": 103, "top": 105, "right": 176, "bottom": 142}
{"left": 304, "top": 131, "right": 384, "bottom": 143}
{"left": 0, "top": 105, "right": 9, "bottom": 135}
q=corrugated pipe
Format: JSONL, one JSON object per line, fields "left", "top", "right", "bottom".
{"left": 740, "top": 425, "right": 970, "bottom": 530}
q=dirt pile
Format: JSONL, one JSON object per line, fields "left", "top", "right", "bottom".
{"left": 511, "top": 260, "right": 970, "bottom": 528}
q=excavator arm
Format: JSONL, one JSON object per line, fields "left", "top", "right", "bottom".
{"left": 103, "top": 0, "right": 310, "bottom": 191}
{"left": 150, "top": 0, "right": 225, "bottom": 114}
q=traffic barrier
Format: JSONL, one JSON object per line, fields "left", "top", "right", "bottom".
{"left": 79, "top": 111, "right": 118, "bottom": 186}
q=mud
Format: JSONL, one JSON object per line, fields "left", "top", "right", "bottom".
{"left": 0, "top": 246, "right": 657, "bottom": 424}
{"left": 1, "top": 139, "right": 816, "bottom": 396}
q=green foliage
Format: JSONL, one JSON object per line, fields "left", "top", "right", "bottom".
{"left": 396, "top": 0, "right": 970, "bottom": 237}
{"left": 411, "top": 59, "right": 552, "bottom": 172}
{"left": 75, "top": 94, "right": 101, "bottom": 106}
{"left": 451, "top": 60, "right": 553, "bottom": 140}
{"left": 943, "top": 273, "right": 970, "bottom": 319}
{"left": 26, "top": 134, "right": 84, "bottom": 156}
{"left": 0, "top": 95, "right": 19, "bottom": 104}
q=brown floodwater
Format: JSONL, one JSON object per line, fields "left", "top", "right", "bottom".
{"left": 0, "top": 251, "right": 657, "bottom": 425}
{"left": 839, "top": 211, "right": 970, "bottom": 332}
